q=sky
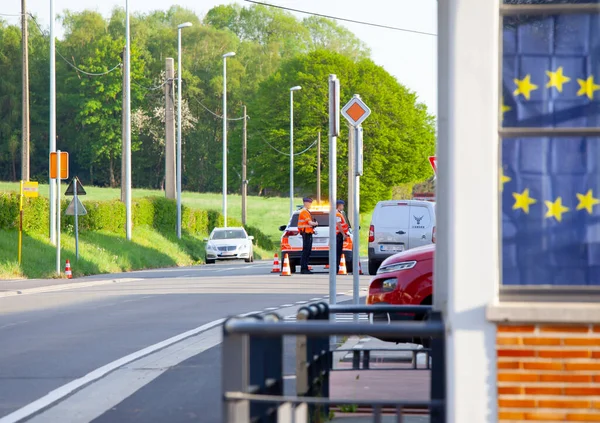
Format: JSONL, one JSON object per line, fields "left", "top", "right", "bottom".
{"left": 3, "top": 0, "right": 438, "bottom": 114}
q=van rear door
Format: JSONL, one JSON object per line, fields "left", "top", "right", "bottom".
{"left": 408, "top": 203, "right": 434, "bottom": 249}
{"left": 374, "top": 203, "right": 410, "bottom": 254}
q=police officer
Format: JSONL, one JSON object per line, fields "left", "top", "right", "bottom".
{"left": 335, "top": 200, "right": 350, "bottom": 274}
{"left": 298, "top": 197, "right": 318, "bottom": 274}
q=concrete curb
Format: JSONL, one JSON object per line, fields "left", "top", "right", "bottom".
{"left": 0, "top": 278, "right": 143, "bottom": 299}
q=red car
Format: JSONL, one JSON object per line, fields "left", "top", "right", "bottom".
{"left": 366, "top": 243, "right": 434, "bottom": 345}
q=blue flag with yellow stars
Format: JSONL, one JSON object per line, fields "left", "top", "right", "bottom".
{"left": 501, "top": 7, "right": 600, "bottom": 286}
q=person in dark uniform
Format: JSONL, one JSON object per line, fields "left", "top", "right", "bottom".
{"left": 298, "top": 197, "right": 318, "bottom": 274}
{"left": 335, "top": 200, "right": 350, "bottom": 274}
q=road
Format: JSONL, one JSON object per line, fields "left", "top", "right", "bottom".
{"left": 0, "top": 260, "right": 371, "bottom": 423}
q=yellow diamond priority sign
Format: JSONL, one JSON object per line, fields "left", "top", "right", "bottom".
{"left": 341, "top": 95, "right": 371, "bottom": 127}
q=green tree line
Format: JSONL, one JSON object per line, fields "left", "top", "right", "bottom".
{"left": 0, "top": 3, "right": 435, "bottom": 211}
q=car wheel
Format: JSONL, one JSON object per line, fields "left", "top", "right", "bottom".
{"left": 245, "top": 257, "right": 252, "bottom": 263}
{"left": 206, "top": 258, "right": 216, "bottom": 264}
{"left": 368, "top": 259, "right": 379, "bottom": 275}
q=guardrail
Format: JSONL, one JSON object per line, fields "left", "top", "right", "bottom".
{"left": 221, "top": 303, "right": 445, "bottom": 423}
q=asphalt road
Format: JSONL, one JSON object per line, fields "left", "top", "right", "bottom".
{"left": 0, "top": 260, "right": 371, "bottom": 422}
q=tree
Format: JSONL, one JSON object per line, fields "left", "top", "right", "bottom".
{"left": 303, "top": 16, "right": 371, "bottom": 61}
{"left": 245, "top": 50, "right": 435, "bottom": 211}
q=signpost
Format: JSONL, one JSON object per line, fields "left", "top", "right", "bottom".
{"left": 341, "top": 94, "right": 371, "bottom": 321}
{"left": 50, "top": 151, "right": 69, "bottom": 275}
{"left": 328, "top": 75, "right": 340, "bottom": 306}
{"left": 65, "top": 177, "right": 86, "bottom": 260}
{"left": 18, "top": 181, "right": 38, "bottom": 265}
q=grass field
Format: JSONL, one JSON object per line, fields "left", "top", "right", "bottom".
{"left": 0, "top": 182, "right": 372, "bottom": 279}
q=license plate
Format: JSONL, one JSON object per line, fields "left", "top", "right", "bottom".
{"left": 220, "top": 252, "right": 235, "bottom": 256}
{"left": 313, "top": 238, "right": 327, "bottom": 244}
{"left": 380, "top": 245, "right": 404, "bottom": 252}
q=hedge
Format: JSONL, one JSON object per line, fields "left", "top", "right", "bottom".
{"left": 0, "top": 193, "right": 275, "bottom": 251}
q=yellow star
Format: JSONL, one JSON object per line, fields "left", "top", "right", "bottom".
{"left": 500, "top": 168, "right": 511, "bottom": 192}
{"left": 545, "top": 197, "right": 569, "bottom": 222}
{"left": 501, "top": 97, "right": 511, "bottom": 122}
{"left": 576, "top": 189, "right": 600, "bottom": 214}
{"left": 513, "top": 75, "right": 538, "bottom": 100}
{"left": 576, "top": 75, "right": 600, "bottom": 100}
{"left": 546, "top": 67, "right": 571, "bottom": 92}
{"left": 513, "top": 189, "right": 536, "bottom": 214}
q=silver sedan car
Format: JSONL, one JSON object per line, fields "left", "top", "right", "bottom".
{"left": 204, "top": 227, "right": 254, "bottom": 264}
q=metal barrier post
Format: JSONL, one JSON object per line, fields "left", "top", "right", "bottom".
{"left": 222, "top": 317, "right": 251, "bottom": 423}
{"left": 250, "top": 313, "right": 283, "bottom": 423}
{"left": 296, "top": 308, "right": 310, "bottom": 398}
{"left": 429, "top": 311, "right": 446, "bottom": 423}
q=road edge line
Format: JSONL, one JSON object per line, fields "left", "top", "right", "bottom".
{"left": 0, "top": 278, "right": 143, "bottom": 299}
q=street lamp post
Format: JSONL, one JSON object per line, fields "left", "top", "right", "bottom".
{"left": 289, "top": 86, "right": 301, "bottom": 216}
{"left": 222, "top": 51, "right": 235, "bottom": 228}
{"left": 176, "top": 22, "right": 192, "bottom": 239}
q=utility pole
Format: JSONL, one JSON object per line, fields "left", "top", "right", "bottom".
{"left": 124, "top": 0, "right": 132, "bottom": 241}
{"left": 317, "top": 131, "right": 321, "bottom": 204}
{"left": 120, "top": 46, "right": 126, "bottom": 203}
{"left": 347, "top": 125, "right": 355, "bottom": 227}
{"left": 21, "top": 0, "right": 30, "bottom": 182}
{"left": 242, "top": 105, "right": 248, "bottom": 225}
{"left": 49, "top": 0, "right": 56, "bottom": 245}
{"left": 165, "top": 58, "right": 176, "bottom": 199}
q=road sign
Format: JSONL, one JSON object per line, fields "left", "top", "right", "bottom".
{"left": 341, "top": 95, "right": 371, "bottom": 127}
{"left": 50, "top": 151, "right": 69, "bottom": 179}
{"left": 65, "top": 177, "right": 87, "bottom": 196}
{"left": 23, "top": 181, "right": 39, "bottom": 198}
{"left": 429, "top": 156, "right": 437, "bottom": 175}
{"left": 65, "top": 196, "right": 87, "bottom": 216}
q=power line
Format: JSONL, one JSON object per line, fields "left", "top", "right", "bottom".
{"left": 28, "top": 13, "right": 123, "bottom": 77}
{"left": 132, "top": 79, "right": 168, "bottom": 91}
{"left": 244, "top": 0, "right": 437, "bottom": 37}
{"left": 192, "top": 97, "right": 246, "bottom": 121}
{"left": 257, "top": 133, "right": 318, "bottom": 156}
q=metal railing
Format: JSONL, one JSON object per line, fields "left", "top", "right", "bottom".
{"left": 221, "top": 303, "right": 445, "bottom": 423}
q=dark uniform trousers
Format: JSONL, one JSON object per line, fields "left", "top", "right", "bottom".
{"left": 300, "top": 232, "right": 313, "bottom": 272}
{"left": 336, "top": 233, "right": 344, "bottom": 274}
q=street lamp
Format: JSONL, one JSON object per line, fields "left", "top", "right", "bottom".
{"left": 176, "top": 22, "right": 192, "bottom": 239}
{"left": 222, "top": 51, "right": 235, "bottom": 228}
{"left": 289, "top": 85, "right": 302, "bottom": 216}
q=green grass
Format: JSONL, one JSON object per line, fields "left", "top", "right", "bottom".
{"left": 0, "top": 226, "right": 271, "bottom": 279}
{"left": 0, "top": 181, "right": 372, "bottom": 279}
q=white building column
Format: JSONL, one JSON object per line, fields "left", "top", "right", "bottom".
{"left": 435, "top": 0, "right": 499, "bottom": 422}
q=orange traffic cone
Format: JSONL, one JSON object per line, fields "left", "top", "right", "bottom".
{"left": 325, "top": 264, "right": 330, "bottom": 269}
{"left": 359, "top": 261, "right": 364, "bottom": 275}
{"left": 308, "top": 265, "right": 313, "bottom": 271}
{"left": 271, "top": 253, "right": 281, "bottom": 273}
{"left": 338, "top": 254, "right": 348, "bottom": 275}
{"left": 65, "top": 259, "right": 72, "bottom": 279}
{"left": 280, "top": 254, "right": 292, "bottom": 276}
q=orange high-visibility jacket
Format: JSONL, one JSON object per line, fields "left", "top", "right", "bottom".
{"left": 336, "top": 211, "right": 349, "bottom": 235}
{"left": 298, "top": 208, "right": 315, "bottom": 234}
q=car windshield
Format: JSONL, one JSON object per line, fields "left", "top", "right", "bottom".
{"left": 289, "top": 212, "right": 345, "bottom": 227}
{"left": 211, "top": 229, "right": 246, "bottom": 240}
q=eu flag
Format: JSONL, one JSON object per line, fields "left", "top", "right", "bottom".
{"left": 501, "top": 8, "right": 600, "bottom": 286}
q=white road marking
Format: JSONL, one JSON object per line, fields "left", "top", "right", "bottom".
{"left": 280, "top": 304, "right": 293, "bottom": 307}
{"left": 295, "top": 301, "right": 309, "bottom": 304}
{"left": 264, "top": 307, "right": 279, "bottom": 311}
{"left": 0, "top": 320, "right": 29, "bottom": 330}
{"left": 0, "top": 318, "right": 225, "bottom": 423}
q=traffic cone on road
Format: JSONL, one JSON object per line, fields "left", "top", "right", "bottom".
{"left": 359, "top": 261, "right": 364, "bottom": 275}
{"left": 325, "top": 264, "right": 330, "bottom": 269}
{"left": 280, "top": 254, "right": 292, "bottom": 276}
{"left": 65, "top": 259, "right": 72, "bottom": 279}
{"left": 271, "top": 254, "right": 281, "bottom": 273}
{"left": 338, "top": 254, "right": 348, "bottom": 275}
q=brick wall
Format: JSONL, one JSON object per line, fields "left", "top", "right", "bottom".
{"left": 497, "top": 324, "right": 600, "bottom": 422}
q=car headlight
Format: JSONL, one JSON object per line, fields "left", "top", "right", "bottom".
{"left": 376, "top": 261, "right": 417, "bottom": 274}
{"left": 381, "top": 278, "right": 398, "bottom": 292}
{"left": 238, "top": 244, "right": 248, "bottom": 250}
{"left": 207, "top": 242, "right": 216, "bottom": 251}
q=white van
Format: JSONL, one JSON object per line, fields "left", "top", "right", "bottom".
{"left": 367, "top": 200, "right": 436, "bottom": 275}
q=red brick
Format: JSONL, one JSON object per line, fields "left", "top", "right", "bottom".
{"left": 523, "top": 361, "right": 563, "bottom": 371}
{"left": 497, "top": 337, "right": 522, "bottom": 346}
{"left": 522, "top": 337, "right": 562, "bottom": 346}
{"left": 499, "top": 399, "right": 536, "bottom": 408}
{"left": 499, "top": 411, "right": 525, "bottom": 420}
{"left": 540, "top": 325, "right": 590, "bottom": 334}
{"left": 538, "top": 350, "right": 592, "bottom": 359}
{"left": 539, "top": 400, "right": 591, "bottom": 409}
{"left": 498, "top": 349, "right": 536, "bottom": 358}
{"left": 592, "top": 351, "right": 600, "bottom": 359}
{"left": 564, "top": 338, "right": 600, "bottom": 346}
{"left": 498, "top": 373, "right": 538, "bottom": 382}
{"left": 524, "top": 411, "right": 567, "bottom": 420}
{"left": 498, "top": 361, "right": 521, "bottom": 370}
{"left": 566, "top": 413, "right": 600, "bottom": 421}
{"left": 525, "top": 387, "right": 563, "bottom": 395}
{"left": 499, "top": 386, "right": 523, "bottom": 395}
{"left": 498, "top": 325, "right": 535, "bottom": 333}
{"left": 565, "top": 363, "right": 600, "bottom": 371}
{"left": 539, "top": 374, "right": 592, "bottom": 383}
{"left": 565, "top": 388, "right": 600, "bottom": 396}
